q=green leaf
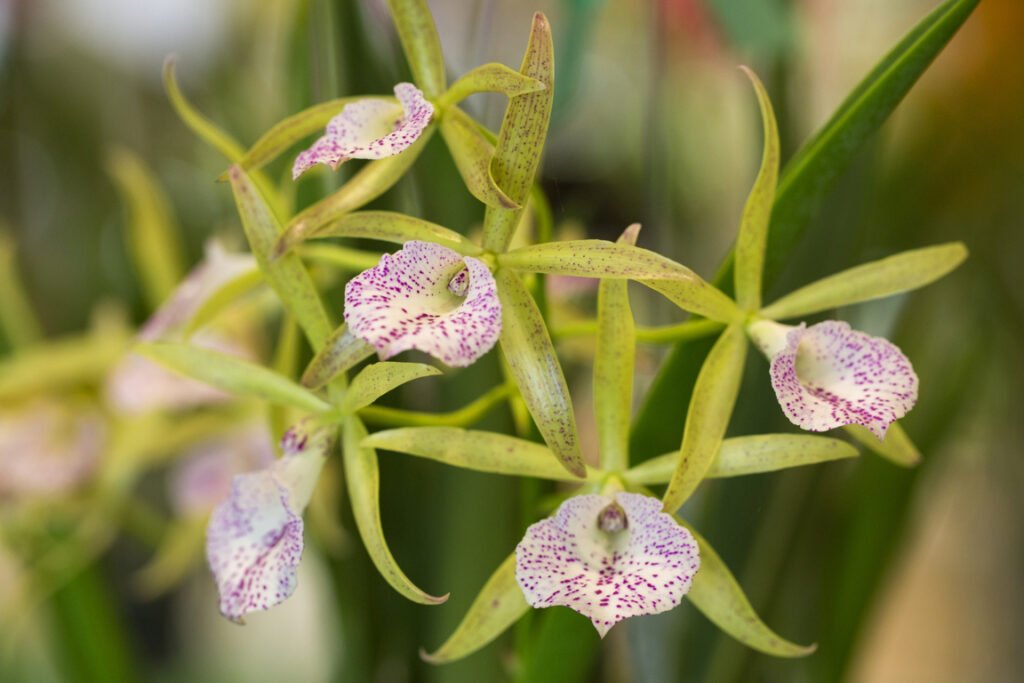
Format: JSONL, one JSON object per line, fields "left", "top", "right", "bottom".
{"left": 363, "top": 427, "right": 598, "bottom": 481}
{"left": 733, "top": 67, "right": 780, "bottom": 312}
{"left": 275, "top": 127, "right": 436, "bottom": 255}
{"left": 625, "top": 434, "right": 858, "bottom": 484}
{"left": 301, "top": 325, "right": 376, "bottom": 390}
{"left": 341, "top": 361, "right": 440, "bottom": 413}
{"left": 496, "top": 269, "right": 585, "bottom": 478}
{"left": 662, "top": 324, "right": 748, "bottom": 512}
{"left": 228, "top": 165, "right": 333, "bottom": 348}
{"left": 481, "top": 13, "right": 555, "bottom": 252}
{"left": 680, "top": 518, "right": 815, "bottom": 657}
{"left": 594, "top": 228, "right": 637, "bottom": 472}
{"left": 760, "top": 242, "right": 968, "bottom": 320}
{"left": 440, "top": 63, "right": 546, "bottom": 108}
{"left": 233, "top": 97, "right": 364, "bottom": 173}
{"left": 440, "top": 107, "right": 519, "bottom": 209}
{"left": 386, "top": 0, "right": 447, "bottom": 98}
{"left": 183, "top": 266, "right": 264, "bottom": 335}
{"left": 421, "top": 552, "right": 528, "bottom": 664}
{"left": 342, "top": 415, "right": 449, "bottom": 604}
{"left": 106, "top": 147, "right": 186, "bottom": 309}
{"left": 285, "top": 209, "right": 479, "bottom": 255}
{"left": 0, "top": 230, "right": 42, "bottom": 348}
{"left": 136, "top": 342, "right": 332, "bottom": 413}
{"left": 844, "top": 421, "right": 921, "bottom": 467}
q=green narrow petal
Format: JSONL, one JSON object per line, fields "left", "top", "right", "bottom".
{"left": 183, "top": 267, "right": 264, "bottom": 335}
{"left": 496, "top": 269, "right": 585, "bottom": 478}
{"left": 663, "top": 324, "right": 747, "bottom": 512}
{"left": 0, "top": 329, "right": 130, "bottom": 400}
{"left": 481, "top": 13, "right": 555, "bottom": 253}
{"left": 440, "top": 107, "right": 519, "bottom": 209}
{"left": 421, "top": 552, "right": 528, "bottom": 664}
{"left": 760, "top": 242, "right": 968, "bottom": 320}
{"left": 341, "top": 362, "right": 440, "bottom": 413}
{"left": 286, "top": 210, "right": 478, "bottom": 255}
{"left": 733, "top": 67, "right": 780, "bottom": 312}
{"left": 342, "top": 415, "right": 449, "bottom": 604}
{"left": 440, "top": 63, "right": 545, "bottom": 107}
{"left": 844, "top": 421, "right": 921, "bottom": 467}
{"left": 386, "top": 0, "right": 447, "bottom": 98}
{"left": 301, "top": 325, "right": 376, "bottom": 390}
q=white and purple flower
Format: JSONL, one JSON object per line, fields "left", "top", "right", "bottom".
{"left": 515, "top": 492, "right": 700, "bottom": 637}
{"left": 343, "top": 241, "right": 501, "bottom": 367}
{"left": 205, "top": 421, "right": 333, "bottom": 623}
{"left": 748, "top": 319, "right": 918, "bottom": 439}
{"left": 292, "top": 83, "right": 434, "bottom": 179}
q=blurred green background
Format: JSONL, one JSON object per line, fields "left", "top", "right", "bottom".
{"left": 1, "top": 0, "right": 1022, "bottom": 681}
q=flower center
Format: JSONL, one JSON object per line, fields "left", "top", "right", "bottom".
{"left": 447, "top": 267, "right": 469, "bottom": 297}
{"left": 597, "top": 503, "right": 628, "bottom": 533}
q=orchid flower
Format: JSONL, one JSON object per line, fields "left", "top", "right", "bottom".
{"left": 292, "top": 83, "right": 434, "bottom": 179}
{"left": 344, "top": 240, "right": 501, "bottom": 367}
{"left": 515, "top": 492, "right": 700, "bottom": 637}
{"left": 206, "top": 420, "right": 333, "bottom": 623}
{"left": 748, "top": 319, "right": 918, "bottom": 439}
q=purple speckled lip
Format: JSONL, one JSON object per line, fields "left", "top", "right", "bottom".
{"left": 343, "top": 241, "right": 502, "bottom": 368}
{"left": 768, "top": 320, "right": 919, "bottom": 439}
{"left": 515, "top": 492, "right": 700, "bottom": 638}
{"left": 292, "top": 83, "right": 433, "bottom": 179}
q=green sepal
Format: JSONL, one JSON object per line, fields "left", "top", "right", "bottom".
{"left": 106, "top": 147, "right": 186, "bottom": 309}
{"left": 301, "top": 325, "right": 376, "bottom": 390}
{"left": 662, "top": 324, "right": 748, "bottom": 512}
{"left": 341, "top": 361, "right": 441, "bottom": 414}
{"left": 481, "top": 13, "right": 555, "bottom": 252}
{"left": 363, "top": 427, "right": 601, "bottom": 481}
{"left": 420, "top": 552, "right": 528, "bottom": 664}
{"left": 440, "top": 63, "right": 546, "bottom": 108}
{"left": 342, "top": 414, "right": 449, "bottom": 604}
{"left": 136, "top": 342, "right": 332, "bottom": 413}
{"left": 299, "top": 244, "right": 386, "bottom": 273}
{"left": 733, "top": 67, "right": 780, "bottom": 312}
{"left": 182, "top": 266, "right": 264, "bottom": 336}
{"left": 679, "top": 517, "right": 816, "bottom": 657}
{"left": 275, "top": 127, "right": 436, "bottom": 255}
{"left": 844, "top": 421, "right": 921, "bottom": 467}
{"left": 284, "top": 210, "right": 479, "bottom": 256}
{"left": 386, "top": 0, "right": 447, "bottom": 98}
{"left": 760, "top": 242, "right": 968, "bottom": 320}
{"left": 440, "top": 106, "right": 519, "bottom": 209}
{"left": 496, "top": 269, "right": 585, "bottom": 478}
{"left": 625, "top": 434, "right": 858, "bottom": 484}
{"left": 228, "top": 165, "right": 333, "bottom": 348}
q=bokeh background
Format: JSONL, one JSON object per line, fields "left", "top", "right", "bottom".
{"left": 1, "top": 0, "right": 1022, "bottom": 681}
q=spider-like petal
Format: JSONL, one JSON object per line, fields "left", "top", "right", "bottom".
{"left": 292, "top": 83, "right": 433, "bottom": 179}
{"left": 343, "top": 241, "right": 501, "bottom": 367}
{"left": 515, "top": 492, "right": 700, "bottom": 637}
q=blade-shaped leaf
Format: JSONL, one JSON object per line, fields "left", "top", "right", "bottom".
{"left": 183, "top": 266, "right": 263, "bottom": 335}
{"left": 662, "top": 324, "right": 747, "bottom": 512}
{"left": 496, "top": 269, "right": 585, "bottom": 478}
{"left": 594, "top": 228, "right": 637, "bottom": 472}
{"left": 386, "top": 0, "right": 446, "bottom": 98}
{"left": 440, "top": 107, "right": 519, "bottom": 209}
{"left": 844, "top": 421, "right": 921, "bottom": 467}
{"left": 733, "top": 67, "right": 780, "bottom": 312}
{"left": 228, "top": 165, "right": 333, "bottom": 348}
{"left": 481, "top": 13, "right": 555, "bottom": 252}
{"left": 287, "top": 210, "right": 479, "bottom": 256}
{"left": 625, "top": 434, "right": 858, "bottom": 484}
{"left": 275, "top": 127, "right": 435, "bottom": 255}
{"left": 342, "top": 415, "right": 448, "bottom": 604}
{"left": 363, "top": 427, "right": 598, "bottom": 481}
{"left": 106, "top": 147, "right": 185, "bottom": 309}
{"left": 421, "top": 552, "right": 528, "bottom": 664}
{"left": 136, "top": 342, "right": 332, "bottom": 413}
{"left": 760, "top": 242, "right": 968, "bottom": 320}
{"left": 440, "top": 63, "right": 545, "bottom": 107}
{"left": 341, "top": 362, "right": 440, "bottom": 414}
{"left": 680, "top": 518, "right": 815, "bottom": 657}
{"left": 301, "top": 325, "right": 376, "bottom": 390}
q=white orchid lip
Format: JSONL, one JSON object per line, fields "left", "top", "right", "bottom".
{"left": 750, "top": 319, "right": 919, "bottom": 439}
{"left": 205, "top": 421, "right": 332, "bottom": 623}
{"left": 515, "top": 492, "right": 700, "bottom": 638}
{"left": 292, "top": 83, "right": 434, "bottom": 179}
{"left": 343, "top": 241, "right": 502, "bottom": 368}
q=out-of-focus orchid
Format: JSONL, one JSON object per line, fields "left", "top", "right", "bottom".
{"left": 292, "top": 83, "right": 434, "bottom": 179}
{"left": 748, "top": 319, "right": 918, "bottom": 439}
{"left": 206, "top": 420, "right": 333, "bottom": 623}
{"left": 515, "top": 492, "right": 700, "bottom": 637}
{"left": 343, "top": 240, "right": 501, "bottom": 367}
